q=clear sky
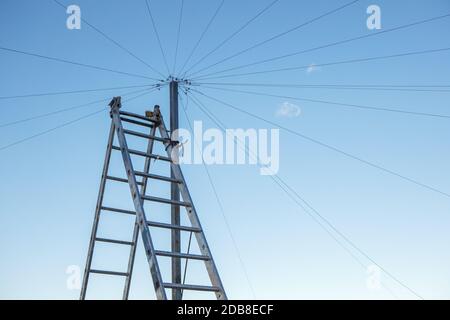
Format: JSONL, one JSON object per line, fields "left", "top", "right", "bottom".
{"left": 0, "top": 0, "right": 450, "bottom": 300}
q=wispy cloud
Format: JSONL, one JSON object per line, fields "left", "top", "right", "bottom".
{"left": 306, "top": 63, "right": 320, "bottom": 74}
{"left": 276, "top": 101, "right": 301, "bottom": 118}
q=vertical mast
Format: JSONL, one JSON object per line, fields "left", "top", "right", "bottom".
{"left": 169, "top": 80, "right": 182, "bottom": 300}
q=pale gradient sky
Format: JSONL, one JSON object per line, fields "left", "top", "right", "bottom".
{"left": 0, "top": 0, "right": 450, "bottom": 299}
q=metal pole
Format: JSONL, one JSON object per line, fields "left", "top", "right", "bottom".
{"left": 170, "top": 80, "right": 182, "bottom": 300}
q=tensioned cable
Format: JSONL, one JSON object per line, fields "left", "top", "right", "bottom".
{"left": 178, "top": 92, "right": 257, "bottom": 299}
{"left": 52, "top": 0, "right": 165, "bottom": 78}
{"left": 193, "top": 47, "right": 450, "bottom": 81}
{"left": 272, "top": 172, "right": 415, "bottom": 299}
{"left": 190, "top": 90, "right": 422, "bottom": 299}
{"left": 187, "top": 0, "right": 361, "bottom": 77}
{"left": 193, "top": 82, "right": 450, "bottom": 93}
{"left": 178, "top": 0, "right": 225, "bottom": 76}
{"left": 195, "top": 82, "right": 450, "bottom": 88}
{"left": 190, "top": 88, "right": 450, "bottom": 199}
{"left": 0, "top": 83, "right": 162, "bottom": 100}
{"left": 0, "top": 86, "right": 163, "bottom": 129}
{"left": 192, "top": 94, "right": 414, "bottom": 299}
{"left": 0, "top": 46, "right": 158, "bottom": 81}
{"left": 183, "top": 0, "right": 281, "bottom": 75}
{"left": 0, "top": 90, "right": 156, "bottom": 152}
{"left": 191, "top": 12, "right": 450, "bottom": 79}
{"left": 0, "top": 108, "right": 108, "bottom": 152}
{"left": 187, "top": 91, "right": 407, "bottom": 299}
{"left": 172, "top": 0, "right": 185, "bottom": 74}
{"left": 195, "top": 85, "right": 450, "bottom": 119}
{"left": 144, "top": 0, "right": 171, "bottom": 74}
{"left": 0, "top": 98, "right": 105, "bottom": 129}
{"left": 189, "top": 91, "right": 400, "bottom": 299}
{"left": 181, "top": 230, "right": 193, "bottom": 299}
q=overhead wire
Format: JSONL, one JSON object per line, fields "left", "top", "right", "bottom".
{"left": 187, "top": 90, "right": 411, "bottom": 299}
{"left": 192, "top": 47, "right": 450, "bottom": 81}
{"left": 183, "top": 0, "right": 281, "bottom": 75}
{"left": 52, "top": 0, "right": 165, "bottom": 78}
{"left": 178, "top": 0, "right": 226, "bottom": 76}
{"left": 188, "top": 0, "right": 361, "bottom": 77}
{"left": 190, "top": 12, "right": 450, "bottom": 79}
{"left": 178, "top": 91, "right": 257, "bottom": 298}
{"left": 192, "top": 82, "right": 450, "bottom": 92}
{"left": 0, "top": 46, "right": 158, "bottom": 81}
{"left": 172, "top": 0, "right": 185, "bottom": 74}
{"left": 5, "top": 0, "right": 444, "bottom": 299}
{"left": 0, "top": 89, "right": 158, "bottom": 151}
{"left": 194, "top": 84, "right": 450, "bottom": 119}
{"left": 144, "top": 0, "right": 171, "bottom": 75}
{"left": 0, "top": 83, "right": 162, "bottom": 100}
{"left": 0, "top": 108, "right": 108, "bottom": 152}
{"left": 0, "top": 85, "right": 164, "bottom": 129}
{"left": 189, "top": 88, "right": 450, "bottom": 199}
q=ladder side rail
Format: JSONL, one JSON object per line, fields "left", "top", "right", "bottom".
{"left": 154, "top": 109, "right": 227, "bottom": 300}
{"left": 110, "top": 98, "right": 167, "bottom": 300}
{"left": 122, "top": 123, "right": 157, "bottom": 300}
{"left": 80, "top": 121, "right": 115, "bottom": 300}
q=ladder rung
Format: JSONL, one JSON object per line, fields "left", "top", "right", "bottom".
{"left": 142, "top": 195, "right": 191, "bottom": 207}
{"left": 106, "top": 175, "right": 144, "bottom": 186}
{"left": 155, "top": 250, "right": 210, "bottom": 261}
{"left": 112, "top": 146, "right": 172, "bottom": 162}
{"left": 90, "top": 269, "right": 129, "bottom": 277}
{"left": 147, "top": 221, "right": 201, "bottom": 233}
{"left": 119, "top": 111, "right": 156, "bottom": 123}
{"left": 95, "top": 237, "right": 134, "bottom": 246}
{"left": 134, "top": 171, "right": 182, "bottom": 184}
{"left": 101, "top": 206, "right": 136, "bottom": 215}
{"left": 120, "top": 117, "right": 153, "bottom": 128}
{"left": 163, "top": 283, "right": 221, "bottom": 292}
{"left": 123, "top": 129, "right": 169, "bottom": 143}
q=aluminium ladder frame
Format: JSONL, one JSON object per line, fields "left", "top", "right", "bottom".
{"left": 80, "top": 97, "right": 227, "bottom": 300}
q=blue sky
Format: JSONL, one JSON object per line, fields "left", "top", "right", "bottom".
{"left": 1, "top": 0, "right": 450, "bottom": 299}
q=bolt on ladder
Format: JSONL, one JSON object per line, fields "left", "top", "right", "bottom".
{"left": 80, "top": 97, "right": 227, "bottom": 300}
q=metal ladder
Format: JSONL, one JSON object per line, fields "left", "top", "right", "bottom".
{"left": 80, "top": 97, "right": 227, "bottom": 300}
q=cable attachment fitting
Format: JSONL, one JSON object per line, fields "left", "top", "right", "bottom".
{"left": 145, "top": 105, "right": 162, "bottom": 124}
{"left": 109, "top": 96, "right": 121, "bottom": 117}
{"left": 165, "top": 138, "right": 180, "bottom": 151}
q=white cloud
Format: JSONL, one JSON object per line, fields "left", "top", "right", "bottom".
{"left": 306, "top": 63, "right": 320, "bottom": 74}
{"left": 276, "top": 101, "right": 301, "bottom": 118}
